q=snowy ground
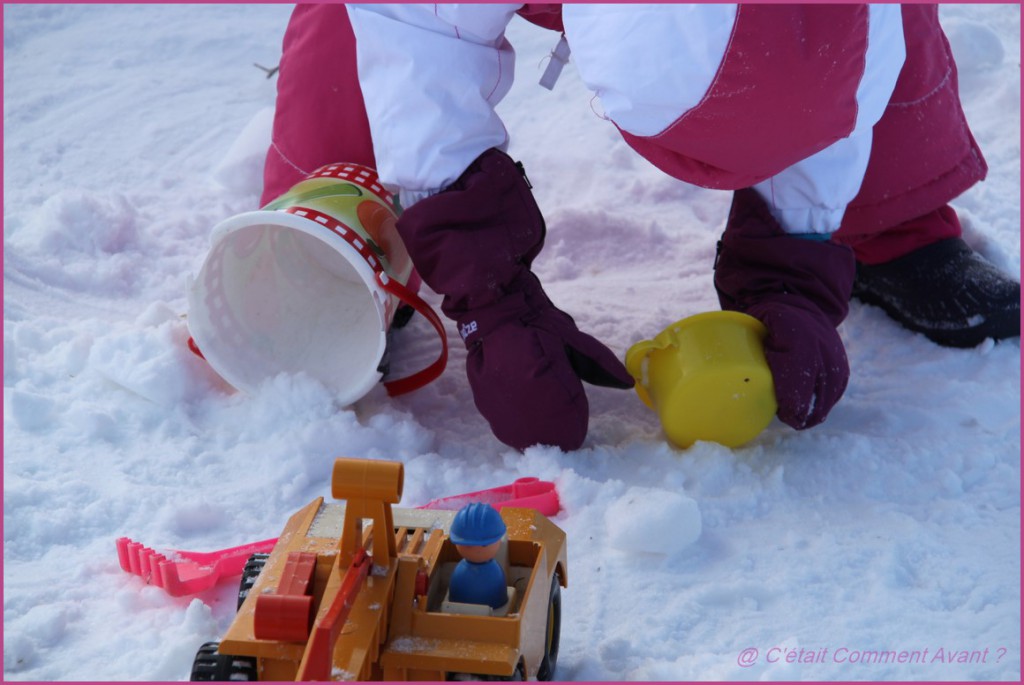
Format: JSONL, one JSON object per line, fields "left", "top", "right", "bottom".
{"left": 3, "top": 4, "right": 1020, "bottom": 682}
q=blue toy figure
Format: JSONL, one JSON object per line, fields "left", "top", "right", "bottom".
{"left": 448, "top": 502, "right": 509, "bottom": 609}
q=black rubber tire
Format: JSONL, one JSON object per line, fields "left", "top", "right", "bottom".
{"left": 536, "top": 572, "right": 563, "bottom": 681}
{"left": 391, "top": 303, "right": 416, "bottom": 329}
{"left": 237, "top": 553, "right": 270, "bottom": 611}
{"left": 189, "top": 641, "right": 257, "bottom": 681}
{"left": 378, "top": 304, "right": 417, "bottom": 377}
{"left": 506, "top": 663, "right": 526, "bottom": 681}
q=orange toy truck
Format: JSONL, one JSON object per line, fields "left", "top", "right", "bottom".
{"left": 189, "top": 457, "right": 567, "bottom": 681}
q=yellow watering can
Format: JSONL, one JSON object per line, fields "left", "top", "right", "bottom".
{"left": 625, "top": 311, "right": 777, "bottom": 448}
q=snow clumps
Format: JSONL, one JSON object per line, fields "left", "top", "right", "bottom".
{"left": 604, "top": 485, "right": 702, "bottom": 555}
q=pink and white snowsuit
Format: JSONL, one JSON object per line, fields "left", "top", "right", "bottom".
{"left": 261, "top": 3, "right": 986, "bottom": 265}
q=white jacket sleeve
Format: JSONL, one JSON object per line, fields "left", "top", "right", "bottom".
{"left": 347, "top": 4, "right": 523, "bottom": 208}
{"left": 752, "top": 3, "right": 905, "bottom": 235}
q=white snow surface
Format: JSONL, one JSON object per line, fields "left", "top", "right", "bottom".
{"left": 3, "top": 4, "right": 1020, "bottom": 682}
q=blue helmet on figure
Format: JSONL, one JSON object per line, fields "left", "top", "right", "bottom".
{"left": 450, "top": 502, "right": 506, "bottom": 547}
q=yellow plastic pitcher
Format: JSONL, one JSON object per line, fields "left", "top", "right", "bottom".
{"left": 625, "top": 311, "right": 777, "bottom": 448}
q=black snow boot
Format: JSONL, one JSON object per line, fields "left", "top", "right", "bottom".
{"left": 852, "top": 237, "right": 1021, "bottom": 348}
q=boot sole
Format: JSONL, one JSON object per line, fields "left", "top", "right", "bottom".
{"left": 852, "top": 288, "right": 1021, "bottom": 348}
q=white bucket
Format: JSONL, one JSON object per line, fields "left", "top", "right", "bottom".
{"left": 187, "top": 163, "right": 447, "bottom": 404}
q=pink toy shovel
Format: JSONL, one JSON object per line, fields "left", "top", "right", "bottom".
{"left": 418, "top": 476, "right": 559, "bottom": 516}
{"left": 117, "top": 476, "right": 559, "bottom": 597}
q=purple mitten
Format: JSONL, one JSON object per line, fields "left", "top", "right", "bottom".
{"left": 714, "top": 189, "right": 856, "bottom": 429}
{"left": 397, "top": 149, "right": 633, "bottom": 450}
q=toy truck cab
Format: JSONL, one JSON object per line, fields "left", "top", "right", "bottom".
{"left": 191, "top": 458, "right": 566, "bottom": 681}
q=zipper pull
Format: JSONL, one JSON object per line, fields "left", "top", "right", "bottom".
{"left": 539, "top": 34, "right": 570, "bottom": 91}
{"left": 515, "top": 161, "right": 533, "bottom": 189}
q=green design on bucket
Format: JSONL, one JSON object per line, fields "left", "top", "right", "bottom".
{"left": 262, "top": 182, "right": 362, "bottom": 211}
{"left": 264, "top": 179, "right": 399, "bottom": 275}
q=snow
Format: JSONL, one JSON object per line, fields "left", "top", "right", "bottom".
{"left": 3, "top": 3, "right": 1020, "bottom": 682}
{"left": 604, "top": 486, "right": 702, "bottom": 555}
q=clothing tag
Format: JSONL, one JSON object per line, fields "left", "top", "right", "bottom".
{"left": 539, "top": 34, "right": 570, "bottom": 91}
{"left": 459, "top": 320, "right": 479, "bottom": 341}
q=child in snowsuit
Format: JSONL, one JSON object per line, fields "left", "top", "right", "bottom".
{"left": 260, "top": 4, "right": 1020, "bottom": 451}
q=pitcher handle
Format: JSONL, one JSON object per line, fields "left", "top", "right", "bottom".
{"left": 624, "top": 340, "right": 660, "bottom": 409}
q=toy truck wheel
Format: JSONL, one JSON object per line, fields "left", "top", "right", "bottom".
{"left": 536, "top": 572, "right": 563, "bottom": 681}
{"left": 237, "top": 553, "right": 270, "bottom": 610}
{"left": 190, "top": 641, "right": 257, "bottom": 681}
{"left": 502, "top": 663, "right": 526, "bottom": 681}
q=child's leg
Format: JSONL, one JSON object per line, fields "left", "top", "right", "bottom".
{"left": 261, "top": 2, "right": 559, "bottom": 208}
{"left": 260, "top": 4, "right": 376, "bottom": 206}
{"left": 833, "top": 6, "right": 1017, "bottom": 347}
{"left": 833, "top": 4, "right": 986, "bottom": 263}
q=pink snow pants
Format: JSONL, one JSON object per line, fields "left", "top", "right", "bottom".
{"left": 260, "top": 4, "right": 985, "bottom": 265}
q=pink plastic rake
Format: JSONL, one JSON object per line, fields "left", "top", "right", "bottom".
{"left": 117, "top": 476, "right": 558, "bottom": 597}
{"left": 115, "top": 536, "right": 278, "bottom": 597}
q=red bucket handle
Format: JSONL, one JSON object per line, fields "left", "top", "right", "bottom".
{"left": 375, "top": 272, "right": 448, "bottom": 397}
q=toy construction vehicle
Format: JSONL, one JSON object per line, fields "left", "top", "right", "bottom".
{"left": 190, "top": 458, "right": 567, "bottom": 681}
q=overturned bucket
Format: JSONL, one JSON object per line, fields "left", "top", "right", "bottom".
{"left": 625, "top": 311, "right": 777, "bottom": 448}
{"left": 187, "top": 163, "right": 447, "bottom": 405}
